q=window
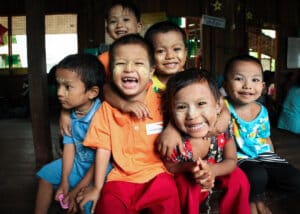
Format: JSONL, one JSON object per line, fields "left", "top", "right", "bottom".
{"left": 0, "top": 14, "right": 78, "bottom": 74}
{"left": 0, "top": 16, "right": 27, "bottom": 71}
{"left": 45, "top": 14, "right": 77, "bottom": 73}
{"left": 248, "top": 27, "right": 277, "bottom": 71}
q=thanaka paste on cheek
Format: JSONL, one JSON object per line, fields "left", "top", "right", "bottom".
{"left": 56, "top": 77, "right": 71, "bottom": 97}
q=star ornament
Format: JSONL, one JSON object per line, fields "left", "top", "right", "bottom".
{"left": 246, "top": 11, "right": 253, "bottom": 20}
{"left": 212, "top": 0, "right": 222, "bottom": 11}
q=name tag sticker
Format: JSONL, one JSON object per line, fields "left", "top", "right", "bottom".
{"left": 146, "top": 122, "right": 163, "bottom": 135}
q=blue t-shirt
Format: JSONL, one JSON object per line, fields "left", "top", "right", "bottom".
{"left": 63, "top": 98, "right": 101, "bottom": 163}
{"left": 225, "top": 100, "right": 271, "bottom": 159}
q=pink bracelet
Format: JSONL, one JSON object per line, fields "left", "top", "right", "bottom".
{"left": 58, "top": 193, "right": 69, "bottom": 209}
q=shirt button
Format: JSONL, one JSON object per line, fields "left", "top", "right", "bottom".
{"left": 134, "top": 125, "right": 139, "bottom": 131}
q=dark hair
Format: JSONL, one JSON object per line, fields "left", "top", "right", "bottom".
{"left": 223, "top": 54, "right": 263, "bottom": 81}
{"left": 161, "top": 68, "right": 221, "bottom": 125}
{"left": 105, "top": 0, "right": 141, "bottom": 22}
{"left": 109, "top": 34, "right": 155, "bottom": 72}
{"left": 56, "top": 53, "right": 106, "bottom": 100}
{"left": 144, "top": 21, "right": 187, "bottom": 48}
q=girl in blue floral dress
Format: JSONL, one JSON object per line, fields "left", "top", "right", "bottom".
{"left": 223, "top": 54, "right": 300, "bottom": 214}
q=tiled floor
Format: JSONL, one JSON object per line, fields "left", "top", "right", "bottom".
{"left": 0, "top": 118, "right": 299, "bottom": 213}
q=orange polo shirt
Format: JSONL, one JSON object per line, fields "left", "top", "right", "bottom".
{"left": 83, "top": 87, "right": 167, "bottom": 183}
{"left": 98, "top": 51, "right": 110, "bottom": 80}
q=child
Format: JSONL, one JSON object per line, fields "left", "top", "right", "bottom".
{"left": 59, "top": 0, "right": 142, "bottom": 136}
{"left": 34, "top": 54, "right": 112, "bottom": 214}
{"left": 161, "top": 68, "right": 250, "bottom": 214}
{"left": 99, "top": 0, "right": 142, "bottom": 77}
{"left": 76, "top": 34, "right": 180, "bottom": 214}
{"left": 223, "top": 54, "right": 300, "bottom": 214}
{"left": 144, "top": 20, "right": 188, "bottom": 91}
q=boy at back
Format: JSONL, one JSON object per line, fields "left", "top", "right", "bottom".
{"left": 76, "top": 34, "right": 180, "bottom": 214}
{"left": 99, "top": 0, "right": 142, "bottom": 77}
{"left": 35, "top": 54, "right": 111, "bottom": 214}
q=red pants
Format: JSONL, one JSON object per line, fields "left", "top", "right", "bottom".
{"left": 176, "top": 167, "right": 250, "bottom": 214}
{"left": 95, "top": 172, "right": 180, "bottom": 214}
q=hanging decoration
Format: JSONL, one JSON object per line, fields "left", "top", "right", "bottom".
{"left": 0, "top": 24, "right": 8, "bottom": 45}
{"left": 212, "top": 0, "right": 222, "bottom": 12}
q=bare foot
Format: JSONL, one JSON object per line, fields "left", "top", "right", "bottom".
{"left": 250, "top": 202, "right": 259, "bottom": 214}
{"left": 256, "top": 201, "right": 272, "bottom": 214}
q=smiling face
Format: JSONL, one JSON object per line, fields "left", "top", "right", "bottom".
{"left": 106, "top": 5, "right": 142, "bottom": 40}
{"left": 152, "top": 31, "right": 187, "bottom": 84}
{"left": 172, "top": 81, "right": 221, "bottom": 138}
{"left": 112, "top": 43, "right": 154, "bottom": 101}
{"left": 56, "top": 69, "right": 96, "bottom": 112}
{"left": 224, "top": 61, "right": 265, "bottom": 106}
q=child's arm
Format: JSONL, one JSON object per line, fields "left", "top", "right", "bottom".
{"left": 192, "top": 158, "right": 215, "bottom": 191}
{"left": 193, "top": 139, "right": 237, "bottom": 191}
{"left": 77, "top": 148, "right": 111, "bottom": 213}
{"left": 163, "top": 158, "right": 198, "bottom": 174}
{"left": 104, "top": 83, "right": 151, "bottom": 119}
{"left": 59, "top": 109, "right": 72, "bottom": 136}
{"left": 156, "top": 121, "right": 185, "bottom": 158}
{"left": 266, "top": 137, "right": 275, "bottom": 152}
{"left": 55, "top": 144, "right": 75, "bottom": 201}
{"left": 209, "top": 138, "right": 237, "bottom": 177}
{"left": 208, "top": 99, "right": 231, "bottom": 136}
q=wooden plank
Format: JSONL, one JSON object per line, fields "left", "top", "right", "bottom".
{"left": 26, "top": 0, "right": 53, "bottom": 170}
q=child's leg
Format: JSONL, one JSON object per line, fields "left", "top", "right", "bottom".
{"left": 96, "top": 173, "right": 180, "bottom": 214}
{"left": 34, "top": 179, "right": 54, "bottom": 214}
{"left": 175, "top": 173, "right": 208, "bottom": 214}
{"left": 217, "top": 167, "right": 251, "bottom": 214}
{"left": 264, "top": 161, "right": 300, "bottom": 194}
{"left": 138, "top": 172, "right": 180, "bottom": 214}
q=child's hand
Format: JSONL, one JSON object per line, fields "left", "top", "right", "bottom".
{"left": 192, "top": 158, "right": 215, "bottom": 191}
{"left": 55, "top": 182, "right": 71, "bottom": 210}
{"left": 157, "top": 122, "right": 185, "bottom": 158}
{"left": 122, "top": 101, "right": 151, "bottom": 119}
{"left": 59, "top": 109, "right": 72, "bottom": 136}
{"left": 208, "top": 105, "right": 230, "bottom": 136}
{"left": 76, "top": 186, "right": 100, "bottom": 214}
{"left": 55, "top": 182, "right": 69, "bottom": 202}
{"left": 65, "top": 191, "right": 79, "bottom": 213}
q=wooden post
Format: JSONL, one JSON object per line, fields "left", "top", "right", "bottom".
{"left": 26, "top": 0, "right": 53, "bottom": 170}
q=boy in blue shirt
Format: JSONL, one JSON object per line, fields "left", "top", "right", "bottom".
{"left": 34, "top": 53, "right": 112, "bottom": 214}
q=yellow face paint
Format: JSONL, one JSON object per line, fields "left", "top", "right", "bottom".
{"left": 56, "top": 77, "right": 73, "bottom": 97}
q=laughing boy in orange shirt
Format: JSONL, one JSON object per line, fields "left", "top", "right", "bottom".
{"left": 76, "top": 34, "right": 180, "bottom": 214}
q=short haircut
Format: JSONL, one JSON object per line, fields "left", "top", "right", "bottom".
{"left": 224, "top": 54, "right": 263, "bottom": 81}
{"left": 109, "top": 34, "right": 155, "bottom": 72}
{"left": 56, "top": 53, "right": 106, "bottom": 99}
{"left": 105, "top": 0, "right": 141, "bottom": 22}
{"left": 161, "top": 68, "right": 221, "bottom": 125}
{"left": 144, "top": 21, "right": 187, "bottom": 48}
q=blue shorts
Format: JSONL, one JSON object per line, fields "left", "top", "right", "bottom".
{"left": 37, "top": 158, "right": 113, "bottom": 214}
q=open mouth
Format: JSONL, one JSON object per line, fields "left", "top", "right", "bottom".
{"left": 186, "top": 122, "right": 207, "bottom": 131}
{"left": 239, "top": 91, "right": 254, "bottom": 96}
{"left": 121, "top": 77, "right": 138, "bottom": 89}
{"left": 115, "top": 31, "right": 127, "bottom": 37}
{"left": 163, "top": 62, "right": 178, "bottom": 69}
{"left": 122, "top": 77, "right": 138, "bottom": 83}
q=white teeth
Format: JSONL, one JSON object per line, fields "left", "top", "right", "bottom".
{"left": 123, "top": 77, "right": 137, "bottom": 82}
{"left": 187, "top": 122, "right": 205, "bottom": 129}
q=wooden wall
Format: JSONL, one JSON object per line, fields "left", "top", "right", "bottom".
{"left": 2, "top": 0, "right": 300, "bottom": 75}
